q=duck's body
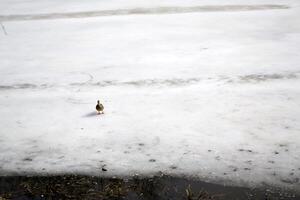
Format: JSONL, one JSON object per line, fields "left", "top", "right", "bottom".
{"left": 96, "top": 100, "right": 104, "bottom": 114}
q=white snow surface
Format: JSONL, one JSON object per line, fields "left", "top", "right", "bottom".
{"left": 1, "top": 0, "right": 300, "bottom": 192}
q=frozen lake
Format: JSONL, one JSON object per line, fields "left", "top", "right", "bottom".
{"left": 0, "top": 0, "right": 300, "bottom": 193}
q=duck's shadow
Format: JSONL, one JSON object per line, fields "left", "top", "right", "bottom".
{"left": 83, "top": 112, "right": 98, "bottom": 117}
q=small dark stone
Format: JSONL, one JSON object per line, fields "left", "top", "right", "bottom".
{"left": 245, "top": 160, "right": 252, "bottom": 164}
{"left": 215, "top": 156, "right": 220, "bottom": 160}
{"left": 170, "top": 165, "right": 177, "bottom": 170}
{"left": 138, "top": 143, "right": 145, "bottom": 146}
{"left": 274, "top": 151, "right": 279, "bottom": 155}
{"left": 244, "top": 168, "right": 251, "bottom": 171}
{"left": 208, "top": 149, "right": 212, "bottom": 152}
{"left": 149, "top": 159, "right": 156, "bottom": 162}
{"left": 23, "top": 157, "right": 33, "bottom": 162}
{"left": 102, "top": 167, "right": 107, "bottom": 172}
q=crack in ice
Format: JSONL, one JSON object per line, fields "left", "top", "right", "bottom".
{"left": 0, "top": 72, "right": 298, "bottom": 91}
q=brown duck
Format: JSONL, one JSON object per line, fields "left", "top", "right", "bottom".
{"left": 96, "top": 100, "right": 104, "bottom": 114}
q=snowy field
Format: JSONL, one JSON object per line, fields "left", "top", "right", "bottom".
{"left": 1, "top": 0, "right": 300, "bottom": 192}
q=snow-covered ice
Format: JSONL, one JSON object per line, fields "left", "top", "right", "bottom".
{"left": 0, "top": 0, "right": 300, "bottom": 192}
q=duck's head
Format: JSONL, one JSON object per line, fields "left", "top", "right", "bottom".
{"left": 97, "top": 100, "right": 100, "bottom": 104}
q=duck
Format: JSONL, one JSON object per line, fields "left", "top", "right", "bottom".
{"left": 96, "top": 100, "right": 104, "bottom": 114}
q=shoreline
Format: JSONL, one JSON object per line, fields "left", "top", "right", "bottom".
{"left": 0, "top": 174, "right": 299, "bottom": 200}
